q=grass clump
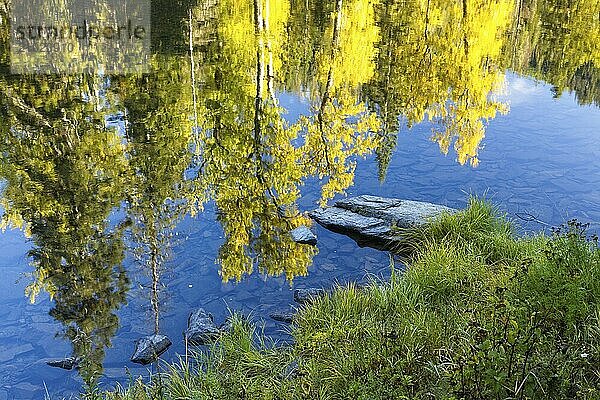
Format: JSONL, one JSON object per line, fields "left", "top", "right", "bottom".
{"left": 106, "top": 198, "right": 600, "bottom": 399}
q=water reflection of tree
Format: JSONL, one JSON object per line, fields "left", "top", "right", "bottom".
{"left": 110, "top": 54, "right": 194, "bottom": 334}
{"left": 508, "top": 0, "right": 600, "bottom": 106}
{"left": 188, "top": 0, "right": 319, "bottom": 282}
{"left": 363, "top": 0, "right": 513, "bottom": 175}
{"left": 183, "top": 0, "right": 387, "bottom": 281}
{"left": 0, "top": 0, "right": 8, "bottom": 73}
{"left": 288, "top": 0, "right": 600, "bottom": 175}
{"left": 296, "top": 0, "right": 382, "bottom": 203}
{"left": 0, "top": 0, "right": 599, "bottom": 392}
{"left": 0, "top": 74, "right": 129, "bottom": 392}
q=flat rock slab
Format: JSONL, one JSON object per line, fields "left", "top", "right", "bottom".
{"left": 309, "top": 195, "right": 456, "bottom": 250}
{"left": 185, "top": 308, "right": 220, "bottom": 345}
{"left": 131, "top": 335, "right": 172, "bottom": 365}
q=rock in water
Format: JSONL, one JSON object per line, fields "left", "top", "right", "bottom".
{"left": 46, "top": 357, "right": 80, "bottom": 370}
{"left": 294, "top": 288, "right": 327, "bottom": 304}
{"left": 185, "top": 308, "right": 221, "bottom": 345}
{"left": 290, "top": 226, "right": 318, "bottom": 245}
{"left": 309, "top": 195, "right": 456, "bottom": 250}
{"left": 131, "top": 334, "right": 172, "bottom": 365}
{"left": 269, "top": 310, "right": 295, "bottom": 323}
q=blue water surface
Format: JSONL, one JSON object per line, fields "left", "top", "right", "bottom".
{"left": 0, "top": 73, "right": 599, "bottom": 399}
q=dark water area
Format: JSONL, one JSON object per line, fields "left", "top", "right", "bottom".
{"left": 0, "top": 0, "right": 599, "bottom": 398}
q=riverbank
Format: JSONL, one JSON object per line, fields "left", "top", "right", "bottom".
{"left": 102, "top": 198, "right": 599, "bottom": 399}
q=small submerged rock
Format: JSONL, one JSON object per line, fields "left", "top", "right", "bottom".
{"left": 185, "top": 308, "right": 220, "bottom": 345}
{"left": 290, "top": 226, "right": 317, "bottom": 246}
{"left": 294, "top": 288, "right": 327, "bottom": 304}
{"left": 131, "top": 334, "right": 172, "bottom": 365}
{"left": 269, "top": 310, "right": 295, "bottom": 323}
{"left": 46, "top": 357, "right": 80, "bottom": 370}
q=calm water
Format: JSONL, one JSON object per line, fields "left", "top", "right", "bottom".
{"left": 1, "top": 0, "right": 600, "bottom": 398}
